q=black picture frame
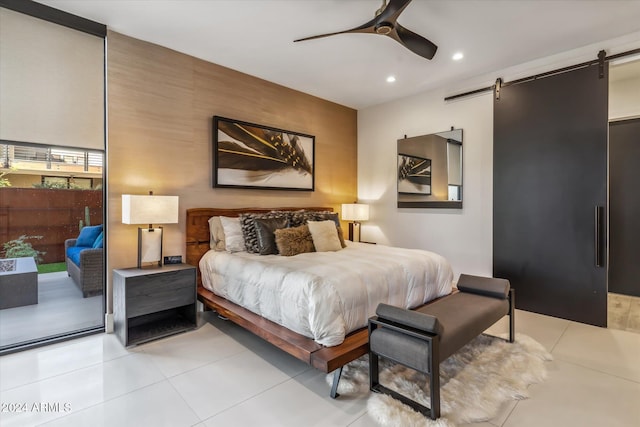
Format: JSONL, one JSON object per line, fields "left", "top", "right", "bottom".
{"left": 213, "top": 116, "right": 315, "bottom": 191}
{"left": 398, "top": 154, "right": 432, "bottom": 195}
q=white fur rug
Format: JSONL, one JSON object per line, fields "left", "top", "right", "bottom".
{"left": 327, "top": 333, "right": 552, "bottom": 427}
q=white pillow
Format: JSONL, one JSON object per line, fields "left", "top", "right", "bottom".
{"left": 219, "top": 216, "right": 245, "bottom": 253}
{"left": 307, "top": 220, "right": 342, "bottom": 252}
{"left": 208, "top": 216, "right": 226, "bottom": 251}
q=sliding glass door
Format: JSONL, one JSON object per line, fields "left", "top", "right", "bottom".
{"left": 0, "top": 142, "right": 105, "bottom": 352}
{"left": 0, "top": 4, "right": 106, "bottom": 353}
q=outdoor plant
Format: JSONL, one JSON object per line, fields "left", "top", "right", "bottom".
{"left": 79, "top": 206, "right": 91, "bottom": 230}
{"left": 0, "top": 169, "right": 13, "bottom": 187}
{"left": 32, "top": 181, "right": 68, "bottom": 189}
{"left": 1, "top": 235, "right": 45, "bottom": 264}
{"left": 33, "top": 181, "right": 86, "bottom": 190}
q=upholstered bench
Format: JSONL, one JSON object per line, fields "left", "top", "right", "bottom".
{"left": 368, "top": 274, "right": 514, "bottom": 420}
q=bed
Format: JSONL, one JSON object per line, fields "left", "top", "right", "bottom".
{"left": 186, "top": 207, "right": 453, "bottom": 395}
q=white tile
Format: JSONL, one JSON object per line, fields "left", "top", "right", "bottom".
{"left": 137, "top": 323, "right": 247, "bottom": 377}
{"left": 552, "top": 321, "right": 640, "bottom": 382}
{"left": 627, "top": 298, "right": 640, "bottom": 332}
{"left": 204, "top": 369, "right": 366, "bottom": 427}
{"left": 169, "top": 350, "right": 294, "bottom": 420}
{"left": 348, "top": 413, "right": 379, "bottom": 427}
{"left": 485, "top": 309, "right": 570, "bottom": 352}
{"left": 0, "top": 352, "right": 164, "bottom": 426}
{"left": 201, "top": 314, "right": 311, "bottom": 377}
{"left": 608, "top": 293, "right": 632, "bottom": 331}
{"left": 38, "top": 381, "right": 200, "bottom": 427}
{"left": 485, "top": 399, "right": 517, "bottom": 427}
{"left": 503, "top": 359, "right": 640, "bottom": 427}
{"left": 0, "top": 333, "right": 131, "bottom": 391}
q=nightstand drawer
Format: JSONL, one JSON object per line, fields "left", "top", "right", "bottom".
{"left": 127, "top": 269, "right": 195, "bottom": 318}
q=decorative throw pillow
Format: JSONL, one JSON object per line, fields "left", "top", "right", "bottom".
{"left": 307, "top": 220, "right": 342, "bottom": 252}
{"left": 219, "top": 216, "right": 245, "bottom": 253}
{"left": 274, "top": 225, "right": 315, "bottom": 256}
{"left": 208, "top": 216, "right": 226, "bottom": 251}
{"left": 240, "top": 211, "right": 290, "bottom": 253}
{"left": 254, "top": 217, "right": 289, "bottom": 255}
{"left": 307, "top": 211, "right": 347, "bottom": 248}
{"left": 92, "top": 231, "right": 104, "bottom": 249}
{"left": 288, "top": 210, "right": 309, "bottom": 227}
{"left": 76, "top": 224, "right": 103, "bottom": 247}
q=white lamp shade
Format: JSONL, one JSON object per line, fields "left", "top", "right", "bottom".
{"left": 122, "top": 195, "right": 179, "bottom": 225}
{"left": 342, "top": 203, "right": 370, "bottom": 222}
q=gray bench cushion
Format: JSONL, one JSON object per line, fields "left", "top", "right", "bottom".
{"left": 376, "top": 303, "right": 442, "bottom": 335}
{"left": 370, "top": 327, "right": 433, "bottom": 373}
{"left": 415, "top": 292, "right": 509, "bottom": 360}
{"left": 457, "top": 274, "right": 510, "bottom": 299}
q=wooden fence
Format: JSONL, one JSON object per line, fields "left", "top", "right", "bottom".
{"left": 0, "top": 188, "right": 103, "bottom": 264}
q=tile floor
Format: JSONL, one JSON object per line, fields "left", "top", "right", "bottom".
{"left": 608, "top": 292, "right": 640, "bottom": 334}
{"left": 0, "top": 309, "right": 639, "bottom": 427}
{"left": 0, "top": 272, "right": 103, "bottom": 350}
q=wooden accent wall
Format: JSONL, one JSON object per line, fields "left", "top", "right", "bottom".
{"left": 106, "top": 31, "right": 357, "bottom": 308}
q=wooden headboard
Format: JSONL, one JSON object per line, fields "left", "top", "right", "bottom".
{"left": 186, "top": 207, "right": 333, "bottom": 285}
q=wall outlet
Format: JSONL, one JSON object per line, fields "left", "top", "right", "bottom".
{"left": 164, "top": 255, "right": 182, "bottom": 265}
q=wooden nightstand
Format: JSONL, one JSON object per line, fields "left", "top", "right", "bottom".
{"left": 113, "top": 264, "right": 197, "bottom": 346}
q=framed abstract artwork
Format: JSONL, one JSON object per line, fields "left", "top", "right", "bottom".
{"left": 213, "top": 116, "right": 315, "bottom": 191}
{"left": 398, "top": 154, "right": 432, "bottom": 195}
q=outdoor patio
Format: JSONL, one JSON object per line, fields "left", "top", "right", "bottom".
{"left": 0, "top": 271, "right": 103, "bottom": 349}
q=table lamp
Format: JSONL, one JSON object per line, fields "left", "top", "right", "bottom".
{"left": 122, "top": 192, "right": 179, "bottom": 268}
{"left": 341, "top": 203, "right": 370, "bottom": 242}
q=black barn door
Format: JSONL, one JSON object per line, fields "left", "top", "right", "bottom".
{"left": 493, "top": 64, "right": 608, "bottom": 327}
{"left": 609, "top": 118, "right": 640, "bottom": 297}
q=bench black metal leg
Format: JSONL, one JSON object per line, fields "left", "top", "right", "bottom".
{"left": 429, "top": 337, "right": 441, "bottom": 419}
{"left": 369, "top": 351, "right": 379, "bottom": 390}
{"left": 372, "top": 383, "right": 433, "bottom": 417}
{"left": 330, "top": 366, "right": 343, "bottom": 399}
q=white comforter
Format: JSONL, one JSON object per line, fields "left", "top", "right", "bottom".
{"left": 200, "top": 242, "right": 453, "bottom": 346}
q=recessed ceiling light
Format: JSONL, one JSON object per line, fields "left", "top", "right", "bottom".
{"left": 386, "top": 75, "right": 396, "bottom": 83}
{"left": 452, "top": 52, "right": 464, "bottom": 61}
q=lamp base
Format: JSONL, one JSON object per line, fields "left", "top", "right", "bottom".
{"left": 138, "top": 227, "right": 163, "bottom": 269}
{"left": 348, "top": 222, "right": 362, "bottom": 242}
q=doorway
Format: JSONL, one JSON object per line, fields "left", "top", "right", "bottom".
{"left": 607, "top": 118, "right": 640, "bottom": 333}
{"left": 607, "top": 56, "right": 640, "bottom": 334}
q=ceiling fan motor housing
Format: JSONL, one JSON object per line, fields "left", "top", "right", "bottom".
{"left": 375, "top": 23, "right": 393, "bottom": 35}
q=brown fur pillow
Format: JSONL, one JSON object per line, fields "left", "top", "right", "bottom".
{"left": 274, "top": 224, "right": 315, "bottom": 256}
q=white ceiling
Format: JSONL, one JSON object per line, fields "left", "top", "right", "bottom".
{"left": 36, "top": 0, "right": 640, "bottom": 109}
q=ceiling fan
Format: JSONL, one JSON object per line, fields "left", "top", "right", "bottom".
{"left": 294, "top": 0, "right": 437, "bottom": 60}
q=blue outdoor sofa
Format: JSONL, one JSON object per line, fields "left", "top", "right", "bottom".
{"left": 65, "top": 225, "right": 104, "bottom": 298}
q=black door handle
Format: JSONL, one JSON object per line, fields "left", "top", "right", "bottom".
{"left": 594, "top": 206, "right": 604, "bottom": 267}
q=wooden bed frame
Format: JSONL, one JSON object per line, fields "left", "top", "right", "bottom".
{"left": 185, "top": 207, "right": 369, "bottom": 397}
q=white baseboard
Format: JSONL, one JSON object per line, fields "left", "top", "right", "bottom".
{"left": 105, "top": 313, "right": 114, "bottom": 333}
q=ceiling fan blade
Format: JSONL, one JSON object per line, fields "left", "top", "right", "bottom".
{"left": 294, "top": 16, "right": 377, "bottom": 43}
{"left": 376, "top": 0, "right": 413, "bottom": 24}
{"left": 294, "top": 0, "right": 413, "bottom": 43}
{"left": 294, "top": 0, "right": 436, "bottom": 60}
{"left": 391, "top": 24, "right": 438, "bottom": 60}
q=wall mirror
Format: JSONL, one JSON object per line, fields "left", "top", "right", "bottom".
{"left": 397, "top": 128, "right": 463, "bottom": 208}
